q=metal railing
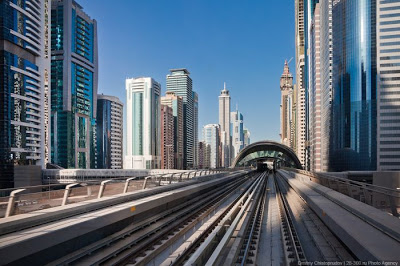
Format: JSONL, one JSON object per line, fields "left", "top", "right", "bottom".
{"left": 0, "top": 169, "right": 226, "bottom": 218}
{"left": 284, "top": 168, "right": 400, "bottom": 217}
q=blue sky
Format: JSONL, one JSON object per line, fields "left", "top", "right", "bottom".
{"left": 79, "top": 0, "right": 295, "bottom": 142}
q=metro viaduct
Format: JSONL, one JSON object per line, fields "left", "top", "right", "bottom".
{"left": 0, "top": 142, "right": 399, "bottom": 265}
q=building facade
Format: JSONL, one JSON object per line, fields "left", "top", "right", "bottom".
{"left": 231, "top": 110, "right": 244, "bottom": 160}
{"left": 203, "top": 124, "right": 220, "bottom": 169}
{"left": 166, "top": 69, "right": 195, "bottom": 169}
{"left": 244, "top": 128, "right": 251, "bottom": 148}
{"left": 319, "top": 0, "right": 333, "bottom": 172}
{"left": 331, "top": 0, "right": 377, "bottom": 171}
{"left": 377, "top": 0, "right": 400, "bottom": 171}
{"left": 295, "top": 0, "right": 307, "bottom": 169}
{"left": 51, "top": 0, "right": 98, "bottom": 169}
{"left": 161, "top": 104, "right": 174, "bottom": 169}
{"left": 280, "top": 60, "right": 295, "bottom": 149}
{"left": 193, "top": 91, "right": 198, "bottom": 168}
{"left": 161, "top": 91, "right": 184, "bottom": 169}
{"left": 96, "top": 94, "right": 123, "bottom": 169}
{"left": 219, "top": 82, "right": 231, "bottom": 167}
{"left": 309, "top": 3, "right": 322, "bottom": 172}
{"left": 125, "top": 77, "right": 161, "bottom": 169}
{"left": 0, "top": 0, "right": 51, "bottom": 188}
{"left": 198, "top": 141, "right": 210, "bottom": 169}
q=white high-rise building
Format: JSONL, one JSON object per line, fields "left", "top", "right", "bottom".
{"left": 309, "top": 3, "right": 322, "bottom": 172}
{"left": 203, "top": 124, "right": 220, "bottom": 168}
{"left": 219, "top": 82, "right": 231, "bottom": 167}
{"left": 296, "top": 56, "right": 307, "bottom": 169}
{"left": 125, "top": 77, "right": 161, "bottom": 169}
{"left": 231, "top": 110, "right": 244, "bottom": 160}
{"left": 377, "top": 0, "right": 400, "bottom": 171}
{"left": 280, "top": 60, "right": 294, "bottom": 148}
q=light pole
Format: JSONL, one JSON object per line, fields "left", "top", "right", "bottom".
{"left": 47, "top": 177, "right": 50, "bottom": 200}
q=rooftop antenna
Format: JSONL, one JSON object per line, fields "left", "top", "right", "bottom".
{"left": 224, "top": 82, "right": 226, "bottom": 90}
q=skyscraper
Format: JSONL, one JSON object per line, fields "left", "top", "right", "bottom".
{"left": 51, "top": 0, "right": 98, "bottom": 169}
{"left": 203, "top": 124, "right": 220, "bottom": 168}
{"left": 331, "top": 0, "right": 377, "bottom": 171}
{"left": 231, "top": 110, "right": 244, "bottom": 160}
{"left": 193, "top": 91, "right": 199, "bottom": 168}
{"left": 219, "top": 82, "right": 231, "bottom": 167}
{"left": 96, "top": 94, "right": 123, "bottom": 169}
{"left": 161, "top": 92, "right": 184, "bottom": 169}
{"left": 161, "top": 104, "right": 174, "bottom": 169}
{"left": 319, "top": 0, "right": 333, "bottom": 172}
{"left": 309, "top": 3, "right": 322, "bottom": 172}
{"left": 0, "top": 0, "right": 51, "bottom": 188}
{"left": 280, "top": 60, "right": 295, "bottom": 149}
{"left": 198, "top": 141, "right": 210, "bottom": 169}
{"left": 377, "top": 0, "right": 400, "bottom": 171}
{"left": 295, "top": 0, "right": 307, "bottom": 169}
{"left": 244, "top": 128, "right": 251, "bottom": 147}
{"left": 125, "top": 77, "right": 161, "bottom": 169}
{"left": 166, "top": 69, "right": 195, "bottom": 169}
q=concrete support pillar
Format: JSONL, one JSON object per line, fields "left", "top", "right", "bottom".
{"left": 61, "top": 183, "right": 78, "bottom": 206}
{"left": 5, "top": 189, "right": 26, "bottom": 218}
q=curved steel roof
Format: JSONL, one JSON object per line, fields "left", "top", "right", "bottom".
{"left": 231, "top": 140, "right": 302, "bottom": 169}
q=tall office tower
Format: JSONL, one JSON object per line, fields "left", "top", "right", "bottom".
{"left": 161, "top": 104, "right": 174, "bottom": 169}
{"left": 295, "top": 0, "right": 307, "bottom": 169}
{"left": 331, "top": 0, "right": 377, "bottom": 171}
{"left": 125, "top": 77, "right": 161, "bottom": 169}
{"left": 166, "top": 68, "right": 194, "bottom": 169}
{"left": 193, "top": 91, "right": 198, "bottom": 168}
{"left": 96, "top": 95, "right": 123, "bottom": 169}
{"left": 280, "top": 60, "right": 295, "bottom": 149}
{"left": 0, "top": 0, "right": 51, "bottom": 188}
{"left": 198, "top": 141, "right": 210, "bottom": 169}
{"left": 203, "top": 124, "right": 220, "bottom": 168}
{"left": 320, "top": 0, "right": 333, "bottom": 172}
{"left": 296, "top": 60, "right": 307, "bottom": 169}
{"left": 377, "top": 0, "right": 400, "bottom": 171}
{"left": 51, "top": 0, "right": 98, "bottom": 169}
{"left": 161, "top": 91, "right": 183, "bottom": 169}
{"left": 219, "top": 82, "right": 231, "bottom": 167}
{"left": 243, "top": 129, "right": 251, "bottom": 147}
{"left": 309, "top": 3, "right": 322, "bottom": 172}
{"left": 231, "top": 110, "right": 244, "bottom": 159}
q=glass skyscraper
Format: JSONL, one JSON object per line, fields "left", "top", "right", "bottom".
{"left": 50, "top": 0, "right": 98, "bottom": 169}
{"left": 166, "top": 69, "right": 196, "bottom": 169}
{"left": 96, "top": 95, "right": 123, "bottom": 169}
{"left": 331, "top": 0, "right": 377, "bottom": 171}
{"left": 0, "top": 0, "right": 51, "bottom": 188}
{"left": 203, "top": 124, "right": 220, "bottom": 169}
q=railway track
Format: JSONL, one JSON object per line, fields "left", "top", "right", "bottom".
{"left": 50, "top": 172, "right": 255, "bottom": 265}
{"left": 171, "top": 172, "right": 268, "bottom": 266}
{"left": 275, "top": 171, "right": 355, "bottom": 263}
